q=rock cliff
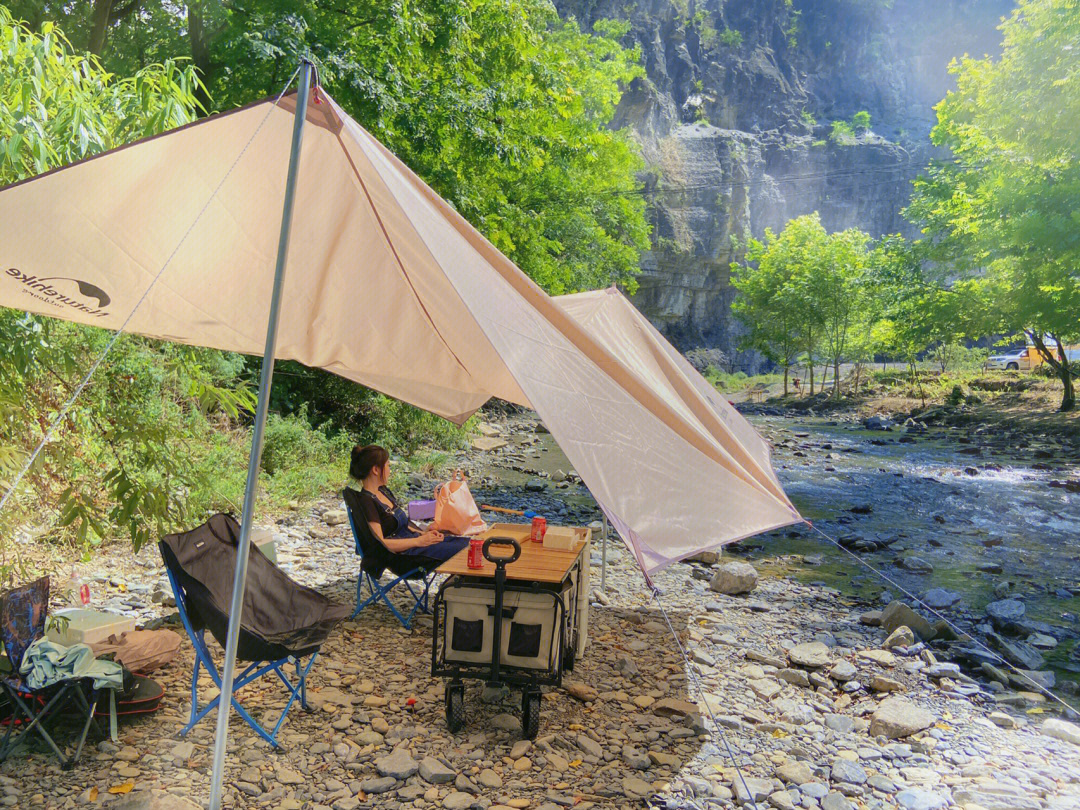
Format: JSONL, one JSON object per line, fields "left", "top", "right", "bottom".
{"left": 556, "top": 0, "right": 1011, "bottom": 366}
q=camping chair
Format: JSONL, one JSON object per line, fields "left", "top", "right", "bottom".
{"left": 160, "top": 514, "right": 350, "bottom": 748}
{"left": 0, "top": 577, "right": 108, "bottom": 769}
{"left": 342, "top": 489, "right": 439, "bottom": 629}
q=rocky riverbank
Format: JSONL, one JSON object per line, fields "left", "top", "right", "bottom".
{"left": 6, "top": 446, "right": 1080, "bottom": 809}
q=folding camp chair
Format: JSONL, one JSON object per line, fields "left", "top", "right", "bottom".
{"left": 160, "top": 514, "right": 349, "bottom": 749}
{"left": 0, "top": 577, "right": 108, "bottom": 769}
{"left": 342, "top": 489, "right": 439, "bottom": 629}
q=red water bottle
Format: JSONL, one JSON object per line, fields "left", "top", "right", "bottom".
{"left": 467, "top": 538, "right": 484, "bottom": 569}
{"left": 79, "top": 582, "right": 91, "bottom": 605}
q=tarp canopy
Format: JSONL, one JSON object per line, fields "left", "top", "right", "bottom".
{"left": 0, "top": 88, "right": 800, "bottom": 576}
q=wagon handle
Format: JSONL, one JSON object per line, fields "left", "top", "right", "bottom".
{"left": 482, "top": 536, "right": 521, "bottom": 566}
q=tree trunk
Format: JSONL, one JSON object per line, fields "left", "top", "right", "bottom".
{"left": 188, "top": 2, "right": 217, "bottom": 112}
{"left": 89, "top": 0, "right": 115, "bottom": 55}
{"left": 1030, "top": 332, "right": 1077, "bottom": 412}
{"left": 783, "top": 366, "right": 789, "bottom": 398}
{"left": 834, "top": 359, "right": 841, "bottom": 400}
{"left": 808, "top": 362, "right": 815, "bottom": 395}
{"left": 854, "top": 362, "right": 862, "bottom": 397}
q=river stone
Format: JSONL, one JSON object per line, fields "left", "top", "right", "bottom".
{"left": 952, "top": 787, "right": 1042, "bottom": 810}
{"left": 709, "top": 561, "right": 758, "bottom": 594}
{"left": 652, "top": 697, "right": 698, "bottom": 717}
{"left": 734, "top": 776, "right": 775, "bottom": 802}
{"left": 883, "top": 626, "right": 915, "bottom": 649}
{"left": 419, "top": 756, "right": 456, "bottom": 784}
{"left": 986, "top": 598, "right": 1026, "bottom": 627}
{"left": 276, "top": 768, "right": 305, "bottom": 785}
{"left": 769, "top": 789, "right": 798, "bottom": 810}
{"left": 922, "top": 588, "right": 960, "bottom": 609}
{"left": 1041, "top": 718, "right": 1080, "bottom": 746}
{"left": 988, "top": 633, "right": 1045, "bottom": 670}
{"left": 870, "top": 674, "right": 905, "bottom": 692}
{"left": 829, "top": 660, "right": 857, "bottom": 681}
{"left": 750, "top": 678, "right": 782, "bottom": 699}
{"left": 831, "top": 759, "right": 867, "bottom": 785}
{"left": 622, "top": 745, "right": 650, "bottom": 770}
{"left": 868, "top": 697, "right": 935, "bottom": 739}
{"left": 789, "top": 641, "right": 831, "bottom": 668}
{"left": 577, "top": 734, "right": 603, "bottom": 758}
{"left": 881, "top": 602, "right": 936, "bottom": 641}
{"left": 108, "top": 795, "right": 202, "bottom": 810}
{"left": 895, "top": 789, "right": 948, "bottom": 810}
{"left": 323, "top": 509, "right": 347, "bottom": 526}
{"left": 622, "top": 777, "right": 655, "bottom": 799}
{"left": 899, "top": 555, "right": 933, "bottom": 574}
{"left": 361, "top": 776, "right": 398, "bottom": 794}
{"left": 472, "top": 436, "right": 507, "bottom": 452}
{"left": 778, "top": 668, "right": 810, "bottom": 687}
{"left": 776, "top": 761, "right": 815, "bottom": 784}
{"left": 376, "top": 748, "right": 419, "bottom": 780}
{"left": 825, "top": 714, "right": 856, "bottom": 733}
{"left": 442, "top": 791, "right": 477, "bottom": 810}
{"left": 821, "top": 792, "right": 855, "bottom": 810}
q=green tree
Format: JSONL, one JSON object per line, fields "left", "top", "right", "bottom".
{"left": 11, "top": 0, "right": 651, "bottom": 295}
{"left": 817, "top": 227, "right": 872, "bottom": 399}
{"left": 906, "top": 0, "right": 1080, "bottom": 411}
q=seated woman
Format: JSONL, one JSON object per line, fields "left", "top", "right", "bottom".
{"left": 346, "top": 444, "right": 470, "bottom": 565}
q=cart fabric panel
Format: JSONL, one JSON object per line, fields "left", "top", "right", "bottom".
{"left": 441, "top": 583, "right": 569, "bottom": 671}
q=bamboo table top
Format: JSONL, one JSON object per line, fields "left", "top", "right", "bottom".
{"left": 436, "top": 523, "right": 589, "bottom": 584}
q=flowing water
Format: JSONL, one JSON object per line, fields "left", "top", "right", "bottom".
{"left": 472, "top": 412, "right": 1080, "bottom": 681}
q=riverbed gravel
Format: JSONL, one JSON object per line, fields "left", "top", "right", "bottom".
{"left": 5, "top": 413, "right": 1080, "bottom": 810}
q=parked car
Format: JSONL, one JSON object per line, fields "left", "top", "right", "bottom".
{"left": 986, "top": 347, "right": 1038, "bottom": 371}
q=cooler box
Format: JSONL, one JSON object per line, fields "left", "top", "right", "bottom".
{"left": 46, "top": 609, "right": 137, "bottom": 646}
{"left": 442, "top": 582, "right": 568, "bottom": 672}
{"left": 409, "top": 499, "right": 437, "bottom": 521}
{"left": 249, "top": 528, "right": 278, "bottom": 565}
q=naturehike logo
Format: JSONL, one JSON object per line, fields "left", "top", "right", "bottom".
{"left": 4, "top": 268, "right": 111, "bottom": 318}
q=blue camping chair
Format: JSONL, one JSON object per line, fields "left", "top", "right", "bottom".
{"left": 342, "top": 489, "right": 439, "bottom": 629}
{"left": 159, "top": 514, "right": 349, "bottom": 748}
{"left": 0, "top": 577, "right": 109, "bottom": 769}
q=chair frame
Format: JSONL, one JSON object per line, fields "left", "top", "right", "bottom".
{"left": 0, "top": 578, "right": 107, "bottom": 769}
{"left": 164, "top": 566, "right": 315, "bottom": 750}
{"left": 345, "top": 502, "right": 437, "bottom": 629}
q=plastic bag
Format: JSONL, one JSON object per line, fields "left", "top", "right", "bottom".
{"left": 434, "top": 471, "right": 488, "bottom": 536}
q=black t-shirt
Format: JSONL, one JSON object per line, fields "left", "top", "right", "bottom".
{"left": 354, "top": 486, "right": 402, "bottom": 538}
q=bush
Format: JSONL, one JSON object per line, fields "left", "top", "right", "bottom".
{"left": 945, "top": 385, "right": 965, "bottom": 407}
{"left": 852, "top": 110, "right": 871, "bottom": 131}
{"left": 830, "top": 120, "right": 856, "bottom": 145}
{"left": 720, "top": 27, "right": 743, "bottom": 47}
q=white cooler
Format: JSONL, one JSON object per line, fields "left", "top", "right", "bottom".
{"left": 442, "top": 582, "right": 569, "bottom": 672}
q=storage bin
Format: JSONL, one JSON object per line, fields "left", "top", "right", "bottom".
{"left": 47, "top": 609, "right": 137, "bottom": 647}
{"left": 409, "top": 499, "right": 437, "bottom": 521}
{"left": 441, "top": 582, "right": 568, "bottom": 672}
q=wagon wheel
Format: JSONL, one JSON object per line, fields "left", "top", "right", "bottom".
{"left": 521, "top": 688, "right": 541, "bottom": 740}
{"left": 445, "top": 682, "right": 465, "bottom": 733}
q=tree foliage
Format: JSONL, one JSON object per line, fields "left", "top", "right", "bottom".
{"left": 8, "top": 0, "right": 651, "bottom": 294}
{"left": 905, "top": 0, "right": 1080, "bottom": 410}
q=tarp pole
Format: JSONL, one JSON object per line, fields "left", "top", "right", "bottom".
{"left": 601, "top": 515, "right": 609, "bottom": 592}
{"left": 207, "top": 60, "right": 313, "bottom": 810}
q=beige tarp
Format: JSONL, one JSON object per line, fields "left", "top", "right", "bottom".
{"left": 0, "top": 89, "right": 800, "bottom": 576}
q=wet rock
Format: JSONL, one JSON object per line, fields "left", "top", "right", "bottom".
{"left": 880, "top": 602, "right": 936, "bottom": 641}
{"left": 898, "top": 556, "right": 933, "bottom": 574}
{"left": 868, "top": 697, "right": 935, "bottom": 739}
{"left": 1041, "top": 718, "right": 1080, "bottom": 746}
{"left": 789, "top": 641, "right": 831, "bottom": 668}
{"left": 709, "top": 561, "right": 758, "bottom": 595}
{"left": 865, "top": 416, "right": 895, "bottom": 431}
{"left": 988, "top": 632, "right": 1045, "bottom": 670}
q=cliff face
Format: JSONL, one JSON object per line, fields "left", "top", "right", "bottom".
{"left": 556, "top": 0, "right": 1011, "bottom": 367}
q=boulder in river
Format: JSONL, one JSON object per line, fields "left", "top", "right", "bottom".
{"left": 988, "top": 632, "right": 1045, "bottom": 671}
{"left": 881, "top": 601, "right": 936, "bottom": 641}
{"left": 709, "top": 561, "right": 758, "bottom": 595}
{"left": 865, "top": 415, "right": 895, "bottom": 431}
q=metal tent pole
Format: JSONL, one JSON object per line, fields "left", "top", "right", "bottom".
{"left": 601, "top": 515, "right": 609, "bottom": 592}
{"left": 207, "top": 60, "right": 313, "bottom": 810}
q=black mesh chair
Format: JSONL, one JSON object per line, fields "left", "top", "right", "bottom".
{"left": 342, "top": 488, "right": 440, "bottom": 629}
{"left": 0, "top": 577, "right": 107, "bottom": 769}
{"left": 159, "top": 514, "right": 350, "bottom": 748}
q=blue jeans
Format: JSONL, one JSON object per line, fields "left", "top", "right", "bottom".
{"left": 399, "top": 534, "right": 470, "bottom": 562}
